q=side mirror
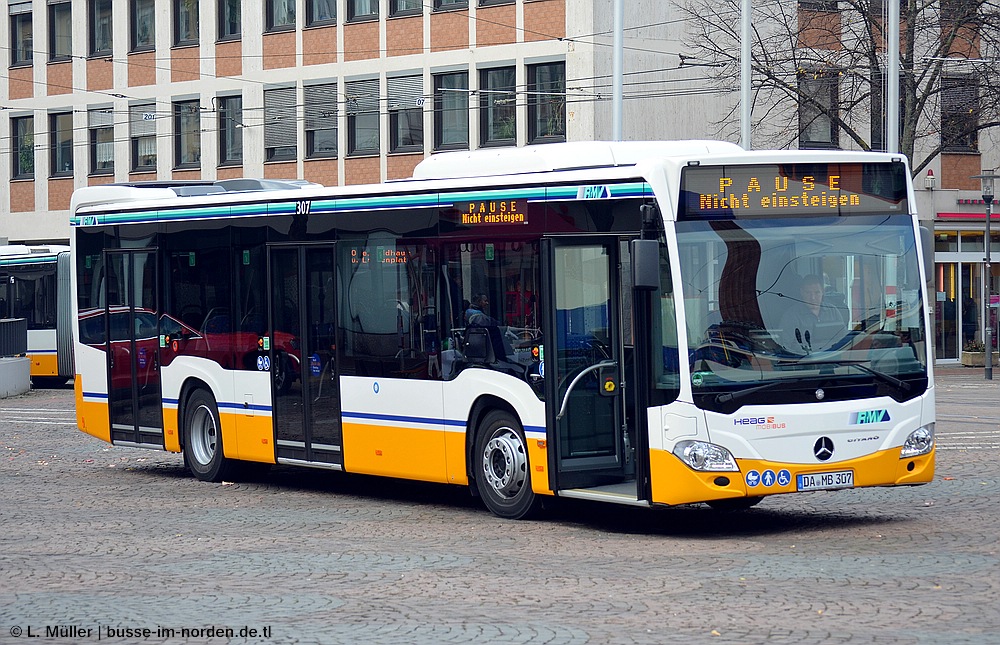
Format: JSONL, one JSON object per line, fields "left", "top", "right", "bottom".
{"left": 631, "top": 239, "right": 660, "bottom": 291}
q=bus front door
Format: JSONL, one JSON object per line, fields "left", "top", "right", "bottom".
{"left": 542, "top": 238, "right": 631, "bottom": 490}
{"left": 105, "top": 250, "right": 164, "bottom": 447}
{"left": 269, "top": 245, "right": 342, "bottom": 467}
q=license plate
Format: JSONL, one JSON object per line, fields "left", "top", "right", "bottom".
{"left": 796, "top": 470, "right": 854, "bottom": 492}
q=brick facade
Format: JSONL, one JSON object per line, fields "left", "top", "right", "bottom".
{"left": 477, "top": 5, "right": 516, "bottom": 46}
{"left": 387, "top": 154, "right": 422, "bottom": 181}
{"left": 387, "top": 16, "right": 423, "bottom": 57}
{"left": 345, "top": 156, "right": 380, "bottom": 185}
{"left": 430, "top": 10, "right": 469, "bottom": 52}
{"left": 171, "top": 46, "right": 200, "bottom": 83}
{"left": 263, "top": 31, "right": 297, "bottom": 69}
{"left": 264, "top": 161, "right": 298, "bottom": 180}
{"left": 87, "top": 58, "right": 113, "bottom": 91}
{"left": 9, "top": 181, "right": 35, "bottom": 213}
{"left": 216, "top": 40, "right": 243, "bottom": 77}
{"left": 940, "top": 152, "right": 983, "bottom": 191}
{"left": 47, "top": 61, "right": 72, "bottom": 96}
{"left": 128, "top": 51, "right": 157, "bottom": 87}
{"left": 524, "top": 0, "right": 565, "bottom": 41}
{"left": 217, "top": 166, "right": 244, "bottom": 180}
{"left": 345, "top": 21, "right": 380, "bottom": 62}
{"left": 304, "top": 159, "right": 339, "bottom": 186}
{"left": 304, "top": 26, "right": 337, "bottom": 66}
{"left": 8, "top": 66, "right": 33, "bottom": 100}
{"left": 47, "top": 178, "right": 74, "bottom": 212}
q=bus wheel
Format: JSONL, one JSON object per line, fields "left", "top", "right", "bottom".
{"left": 474, "top": 410, "right": 540, "bottom": 520}
{"left": 707, "top": 496, "right": 764, "bottom": 511}
{"left": 183, "top": 389, "right": 234, "bottom": 482}
{"left": 273, "top": 351, "right": 293, "bottom": 394}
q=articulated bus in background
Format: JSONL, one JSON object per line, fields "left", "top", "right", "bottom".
{"left": 69, "top": 141, "right": 935, "bottom": 519}
{"left": 0, "top": 244, "right": 73, "bottom": 386}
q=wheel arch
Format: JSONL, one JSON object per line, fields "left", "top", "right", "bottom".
{"left": 465, "top": 394, "right": 520, "bottom": 497}
{"left": 176, "top": 376, "right": 214, "bottom": 451}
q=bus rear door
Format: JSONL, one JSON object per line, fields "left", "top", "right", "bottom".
{"left": 105, "top": 249, "right": 164, "bottom": 447}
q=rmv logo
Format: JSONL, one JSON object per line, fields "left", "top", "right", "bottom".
{"left": 851, "top": 409, "right": 891, "bottom": 424}
{"left": 578, "top": 186, "right": 610, "bottom": 199}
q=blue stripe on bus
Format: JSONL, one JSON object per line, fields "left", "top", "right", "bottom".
{"left": 72, "top": 183, "right": 653, "bottom": 227}
{"left": 82, "top": 391, "right": 109, "bottom": 400}
{"left": 342, "top": 410, "right": 467, "bottom": 427}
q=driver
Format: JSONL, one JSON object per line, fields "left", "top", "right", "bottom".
{"left": 779, "top": 274, "right": 847, "bottom": 354}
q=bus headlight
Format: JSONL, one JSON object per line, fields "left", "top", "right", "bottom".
{"left": 673, "top": 440, "right": 738, "bottom": 472}
{"left": 900, "top": 424, "right": 934, "bottom": 458}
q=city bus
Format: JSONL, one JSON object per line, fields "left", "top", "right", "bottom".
{"left": 69, "top": 141, "right": 935, "bottom": 519}
{"left": 0, "top": 244, "right": 74, "bottom": 386}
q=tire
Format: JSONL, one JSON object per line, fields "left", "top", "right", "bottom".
{"left": 273, "top": 351, "right": 293, "bottom": 394}
{"left": 707, "top": 496, "right": 764, "bottom": 512}
{"left": 474, "top": 410, "right": 541, "bottom": 520}
{"left": 183, "top": 389, "right": 235, "bottom": 482}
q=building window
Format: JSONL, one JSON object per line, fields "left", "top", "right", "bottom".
{"left": 348, "top": 0, "right": 378, "bottom": 21}
{"left": 10, "top": 3, "right": 32, "bottom": 66}
{"left": 90, "top": 0, "right": 113, "bottom": 56}
{"left": 798, "top": 72, "right": 839, "bottom": 149}
{"left": 941, "top": 75, "right": 978, "bottom": 152}
{"left": 11, "top": 116, "right": 34, "bottom": 179}
{"left": 266, "top": 0, "right": 296, "bottom": 30}
{"left": 305, "top": 83, "right": 338, "bottom": 158}
{"left": 940, "top": 0, "right": 978, "bottom": 26}
{"left": 174, "top": 100, "right": 201, "bottom": 167}
{"left": 89, "top": 108, "right": 115, "bottom": 175}
{"left": 390, "top": 0, "right": 421, "bottom": 16}
{"left": 434, "top": 71, "right": 468, "bottom": 150}
{"left": 218, "top": 0, "right": 241, "bottom": 39}
{"left": 434, "top": 0, "right": 468, "bottom": 8}
{"left": 388, "top": 76, "right": 423, "bottom": 152}
{"left": 527, "top": 62, "right": 566, "bottom": 144}
{"left": 50, "top": 112, "right": 74, "bottom": 177}
{"left": 480, "top": 67, "right": 516, "bottom": 147}
{"left": 131, "top": 0, "right": 155, "bottom": 51}
{"left": 479, "top": 0, "right": 514, "bottom": 6}
{"left": 307, "top": 0, "right": 336, "bottom": 25}
{"left": 264, "top": 87, "right": 297, "bottom": 161}
{"left": 798, "top": 0, "right": 837, "bottom": 10}
{"left": 130, "top": 104, "right": 157, "bottom": 171}
{"left": 48, "top": 1, "right": 72, "bottom": 61}
{"left": 218, "top": 95, "right": 243, "bottom": 165}
{"left": 346, "top": 78, "right": 380, "bottom": 155}
{"left": 174, "top": 0, "right": 199, "bottom": 46}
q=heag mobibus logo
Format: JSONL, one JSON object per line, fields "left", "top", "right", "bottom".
{"left": 734, "top": 416, "right": 787, "bottom": 430}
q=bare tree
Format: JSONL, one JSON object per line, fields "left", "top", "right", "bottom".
{"left": 679, "top": 0, "right": 1000, "bottom": 175}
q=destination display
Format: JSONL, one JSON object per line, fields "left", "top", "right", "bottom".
{"left": 457, "top": 199, "right": 528, "bottom": 225}
{"left": 678, "top": 162, "right": 909, "bottom": 220}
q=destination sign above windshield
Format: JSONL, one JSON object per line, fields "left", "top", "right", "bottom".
{"left": 678, "top": 162, "right": 909, "bottom": 220}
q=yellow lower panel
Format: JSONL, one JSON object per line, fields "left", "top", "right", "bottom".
{"left": 75, "top": 377, "right": 110, "bottom": 444}
{"left": 527, "top": 439, "right": 553, "bottom": 496}
{"left": 343, "top": 422, "right": 448, "bottom": 483}
{"left": 444, "top": 431, "right": 468, "bottom": 485}
{"left": 232, "top": 412, "right": 276, "bottom": 464}
{"left": 30, "top": 354, "right": 59, "bottom": 377}
{"left": 163, "top": 407, "right": 181, "bottom": 453}
{"left": 650, "top": 447, "right": 935, "bottom": 507}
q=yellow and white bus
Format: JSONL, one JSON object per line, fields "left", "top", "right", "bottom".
{"left": 70, "top": 141, "right": 935, "bottom": 518}
{"left": 1, "top": 244, "right": 74, "bottom": 386}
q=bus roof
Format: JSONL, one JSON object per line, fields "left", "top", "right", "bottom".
{"left": 410, "top": 140, "right": 745, "bottom": 180}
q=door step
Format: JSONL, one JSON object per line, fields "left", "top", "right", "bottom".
{"left": 558, "top": 481, "right": 648, "bottom": 507}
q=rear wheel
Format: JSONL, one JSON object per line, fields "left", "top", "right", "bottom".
{"left": 183, "top": 389, "right": 235, "bottom": 482}
{"left": 474, "top": 410, "right": 541, "bottom": 520}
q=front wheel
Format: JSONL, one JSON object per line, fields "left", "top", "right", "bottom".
{"left": 474, "top": 410, "right": 541, "bottom": 520}
{"left": 183, "top": 389, "right": 236, "bottom": 482}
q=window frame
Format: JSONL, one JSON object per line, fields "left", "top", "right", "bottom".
{"left": 797, "top": 72, "right": 839, "bottom": 149}
{"left": 131, "top": 0, "right": 156, "bottom": 52}
{"left": 433, "top": 71, "right": 469, "bottom": 151}
{"left": 266, "top": 0, "right": 296, "bottom": 32}
{"left": 48, "top": 1, "right": 72, "bottom": 61}
{"left": 218, "top": 0, "right": 241, "bottom": 40}
{"left": 390, "top": 0, "right": 422, "bottom": 18}
{"left": 941, "top": 74, "right": 979, "bottom": 152}
{"left": 305, "top": 83, "right": 338, "bottom": 159}
{"left": 388, "top": 75, "right": 424, "bottom": 153}
{"left": 433, "top": 0, "right": 468, "bottom": 9}
{"left": 173, "top": 99, "right": 202, "bottom": 169}
{"left": 264, "top": 86, "right": 298, "bottom": 162}
{"left": 11, "top": 115, "right": 34, "bottom": 180}
{"left": 479, "top": 66, "right": 517, "bottom": 148}
{"left": 49, "top": 112, "right": 74, "bottom": 178}
{"left": 89, "top": 0, "right": 113, "bottom": 57}
{"left": 218, "top": 95, "right": 243, "bottom": 166}
{"left": 346, "top": 79, "right": 380, "bottom": 156}
{"left": 10, "top": 8, "right": 33, "bottom": 67}
{"left": 527, "top": 62, "right": 566, "bottom": 144}
{"left": 174, "top": 0, "right": 200, "bottom": 47}
{"left": 88, "top": 109, "right": 115, "bottom": 176}
{"left": 347, "top": 0, "right": 378, "bottom": 22}
{"left": 306, "top": 0, "right": 337, "bottom": 26}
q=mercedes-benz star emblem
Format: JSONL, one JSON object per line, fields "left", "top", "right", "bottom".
{"left": 813, "top": 436, "right": 834, "bottom": 461}
{"left": 815, "top": 388, "right": 825, "bottom": 400}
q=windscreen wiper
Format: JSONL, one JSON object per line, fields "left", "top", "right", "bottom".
{"left": 775, "top": 359, "right": 911, "bottom": 392}
{"left": 714, "top": 379, "right": 788, "bottom": 404}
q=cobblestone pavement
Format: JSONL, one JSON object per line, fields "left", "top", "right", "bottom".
{"left": 1, "top": 369, "right": 998, "bottom": 645}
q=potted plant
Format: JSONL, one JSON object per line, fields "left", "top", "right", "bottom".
{"left": 960, "top": 340, "right": 1000, "bottom": 367}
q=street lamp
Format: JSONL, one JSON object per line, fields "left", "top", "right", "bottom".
{"left": 972, "top": 171, "right": 997, "bottom": 380}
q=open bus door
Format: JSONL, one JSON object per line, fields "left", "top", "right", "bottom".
{"left": 542, "top": 237, "right": 638, "bottom": 493}
{"left": 104, "top": 249, "right": 164, "bottom": 447}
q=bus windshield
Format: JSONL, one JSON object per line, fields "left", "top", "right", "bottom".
{"left": 677, "top": 213, "right": 928, "bottom": 412}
